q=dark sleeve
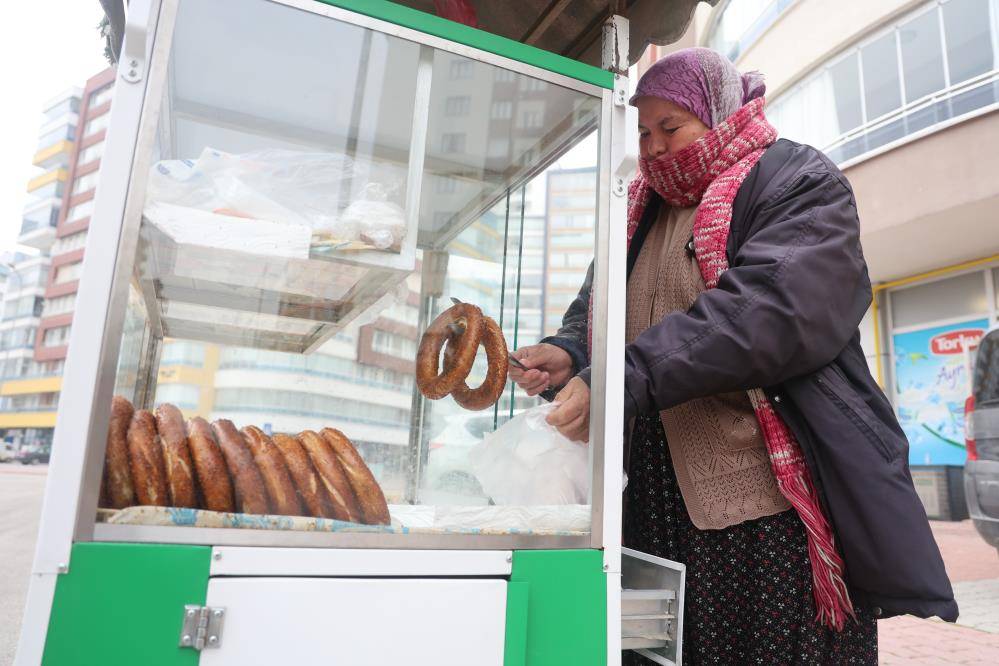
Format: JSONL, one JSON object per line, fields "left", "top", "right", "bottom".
{"left": 539, "top": 261, "right": 593, "bottom": 377}
{"left": 622, "top": 170, "right": 872, "bottom": 423}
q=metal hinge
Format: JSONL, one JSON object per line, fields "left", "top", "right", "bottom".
{"left": 178, "top": 605, "right": 225, "bottom": 651}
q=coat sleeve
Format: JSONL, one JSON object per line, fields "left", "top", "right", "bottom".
{"left": 622, "top": 169, "right": 872, "bottom": 423}
{"left": 538, "top": 261, "right": 593, "bottom": 377}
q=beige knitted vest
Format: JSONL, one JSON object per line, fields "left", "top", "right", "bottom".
{"left": 626, "top": 204, "right": 790, "bottom": 530}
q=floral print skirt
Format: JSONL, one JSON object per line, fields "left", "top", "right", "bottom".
{"left": 622, "top": 414, "right": 878, "bottom": 665}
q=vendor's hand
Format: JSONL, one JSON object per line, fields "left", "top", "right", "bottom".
{"left": 546, "top": 377, "right": 590, "bottom": 443}
{"left": 509, "top": 343, "right": 573, "bottom": 396}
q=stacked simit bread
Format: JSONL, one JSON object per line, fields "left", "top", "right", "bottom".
{"left": 99, "top": 396, "right": 390, "bottom": 525}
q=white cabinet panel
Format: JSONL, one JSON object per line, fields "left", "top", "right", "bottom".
{"left": 200, "top": 577, "right": 507, "bottom": 666}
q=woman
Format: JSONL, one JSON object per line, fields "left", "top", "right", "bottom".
{"left": 510, "top": 48, "right": 957, "bottom": 664}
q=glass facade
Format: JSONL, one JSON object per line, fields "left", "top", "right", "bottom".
{"left": 707, "top": 0, "right": 797, "bottom": 62}
{"left": 768, "top": 0, "right": 999, "bottom": 163}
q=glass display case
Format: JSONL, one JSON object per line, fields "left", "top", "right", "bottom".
{"left": 19, "top": 2, "right": 689, "bottom": 665}
{"left": 88, "top": 0, "right": 608, "bottom": 549}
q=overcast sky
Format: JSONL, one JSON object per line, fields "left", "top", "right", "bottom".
{"left": 0, "top": 2, "right": 109, "bottom": 253}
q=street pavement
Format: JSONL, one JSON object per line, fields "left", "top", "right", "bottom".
{"left": 0, "top": 463, "right": 47, "bottom": 666}
{"left": 879, "top": 520, "right": 999, "bottom": 664}
{"left": 0, "top": 463, "right": 997, "bottom": 664}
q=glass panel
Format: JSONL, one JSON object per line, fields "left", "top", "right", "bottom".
{"left": 419, "top": 50, "right": 598, "bottom": 241}
{"left": 891, "top": 271, "right": 989, "bottom": 329}
{"left": 943, "top": 0, "right": 994, "bottom": 84}
{"left": 862, "top": 32, "right": 903, "bottom": 119}
{"left": 98, "top": 0, "right": 601, "bottom": 544}
{"left": 899, "top": 9, "right": 946, "bottom": 102}
{"left": 43, "top": 96, "right": 80, "bottom": 123}
{"left": 829, "top": 53, "right": 864, "bottom": 133}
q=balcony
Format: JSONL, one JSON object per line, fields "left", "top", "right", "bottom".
{"left": 19, "top": 203, "right": 60, "bottom": 250}
{"left": 828, "top": 70, "right": 999, "bottom": 167}
{"left": 26, "top": 168, "right": 67, "bottom": 194}
{"left": 18, "top": 221, "right": 57, "bottom": 251}
{"left": 32, "top": 140, "right": 74, "bottom": 170}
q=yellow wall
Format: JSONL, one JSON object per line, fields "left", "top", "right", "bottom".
{"left": 32, "top": 140, "right": 74, "bottom": 167}
{"left": 0, "top": 411, "right": 57, "bottom": 428}
{"left": 0, "top": 376, "right": 62, "bottom": 396}
{"left": 157, "top": 343, "right": 219, "bottom": 417}
{"left": 27, "top": 168, "right": 68, "bottom": 192}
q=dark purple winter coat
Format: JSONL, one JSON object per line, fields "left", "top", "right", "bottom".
{"left": 543, "top": 139, "right": 959, "bottom": 622}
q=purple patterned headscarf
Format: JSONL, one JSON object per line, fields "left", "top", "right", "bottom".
{"left": 630, "top": 47, "right": 766, "bottom": 128}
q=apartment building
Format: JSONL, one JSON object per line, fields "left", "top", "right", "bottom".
{"left": 0, "top": 88, "right": 82, "bottom": 449}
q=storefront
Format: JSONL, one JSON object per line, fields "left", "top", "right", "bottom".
{"left": 875, "top": 259, "right": 999, "bottom": 518}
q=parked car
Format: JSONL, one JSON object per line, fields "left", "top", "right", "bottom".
{"left": 15, "top": 446, "right": 51, "bottom": 465}
{"left": 0, "top": 441, "right": 16, "bottom": 463}
{"left": 965, "top": 326, "right": 999, "bottom": 553}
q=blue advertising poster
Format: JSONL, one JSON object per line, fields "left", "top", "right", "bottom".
{"left": 893, "top": 319, "right": 989, "bottom": 466}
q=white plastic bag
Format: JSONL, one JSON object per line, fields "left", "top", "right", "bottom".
{"left": 468, "top": 403, "right": 589, "bottom": 505}
{"left": 146, "top": 148, "right": 407, "bottom": 248}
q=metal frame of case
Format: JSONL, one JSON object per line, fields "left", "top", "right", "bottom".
{"left": 17, "top": 0, "right": 645, "bottom": 663}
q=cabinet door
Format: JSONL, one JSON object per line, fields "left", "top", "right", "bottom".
{"left": 200, "top": 577, "right": 507, "bottom": 666}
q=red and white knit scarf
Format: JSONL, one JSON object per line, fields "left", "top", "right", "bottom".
{"left": 594, "top": 98, "right": 854, "bottom": 630}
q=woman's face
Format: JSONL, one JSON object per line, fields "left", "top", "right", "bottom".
{"left": 636, "top": 97, "right": 710, "bottom": 160}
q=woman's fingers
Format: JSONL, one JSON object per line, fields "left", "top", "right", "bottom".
{"left": 547, "top": 394, "right": 584, "bottom": 427}
{"left": 523, "top": 374, "right": 550, "bottom": 396}
{"left": 559, "top": 411, "right": 588, "bottom": 441}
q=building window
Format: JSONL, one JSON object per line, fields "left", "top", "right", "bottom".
{"left": 54, "top": 262, "right": 83, "bottom": 285}
{"left": 3, "top": 296, "right": 43, "bottom": 320}
{"left": 28, "top": 182, "right": 64, "bottom": 203}
{"left": 42, "top": 325, "right": 71, "bottom": 347}
{"left": 84, "top": 112, "right": 110, "bottom": 137}
{"left": 43, "top": 97, "right": 80, "bottom": 123}
{"left": 549, "top": 232, "right": 593, "bottom": 248}
{"left": 65, "top": 200, "right": 94, "bottom": 224}
{"left": 440, "top": 132, "right": 466, "bottom": 154}
{"left": 71, "top": 171, "right": 99, "bottom": 197}
{"left": 21, "top": 203, "right": 59, "bottom": 234}
{"left": 77, "top": 141, "right": 105, "bottom": 167}
{"left": 518, "top": 110, "right": 543, "bottom": 129}
{"left": 36, "top": 126, "right": 73, "bottom": 152}
{"left": 371, "top": 330, "right": 417, "bottom": 358}
{"left": 444, "top": 96, "right": 471, "bottom": 116}
{"left": 154, "top": 384, "right": 201, "bottom": 410}
{"left": 214, "top": 388, "right": 410, "bottom": 427}
{"left": 52, "top": 231, "right": 88, "bottom": 255}
{"left": 491, "top": 101, "right": 513, "bottom": 119}
{"left": 768, "top": 0, "right": 999, "bottom": 164}
{"left": 494, "top": 67, "right": 516, "bottom": 82}
{"left": 706, "top": 0, "right": 797, "bottom": 62}
{"left": 42, "top": 294, "right": 77, "bottom": 317}
{"left": 520, "top": 78, "right": 548, "bottom": 92}
{"left": 160, "top": 340, "right": 206, "bottom": 366}
{"left": 449, "top": 60, "right": 473, "bottom": 80}
{"left": 89, "top": 82, "right": 114, "bottom": 108}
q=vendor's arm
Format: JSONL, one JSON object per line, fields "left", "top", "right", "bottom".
{"left": 622, "top": 168, "right": 871, "bottom": 422}
{"left": 508, "top": 263, "right": 594, "bottom": 397}
{"left": 538, "top": 262, "right": 593, "bottom": 374}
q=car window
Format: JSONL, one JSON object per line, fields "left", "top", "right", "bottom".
{"left": 973, "top": 330, "right": 999, "bottom": 404}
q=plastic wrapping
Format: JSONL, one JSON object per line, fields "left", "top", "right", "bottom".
{"left": 147, "top": 148, "right": 407, "bottom": 250}
{"left": 469, "top": 403, "right": 590, "bottom": 505}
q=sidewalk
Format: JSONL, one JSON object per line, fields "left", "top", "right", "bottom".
{"left": 879, "top": 520, "right": 999, "bottom": 665}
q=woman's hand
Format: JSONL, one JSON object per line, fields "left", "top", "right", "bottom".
{"left": 546, "top": 376, "right": 590, "bottom": 443}
{"left": 509, "top": 343, "right": 573, "bottom": 396}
